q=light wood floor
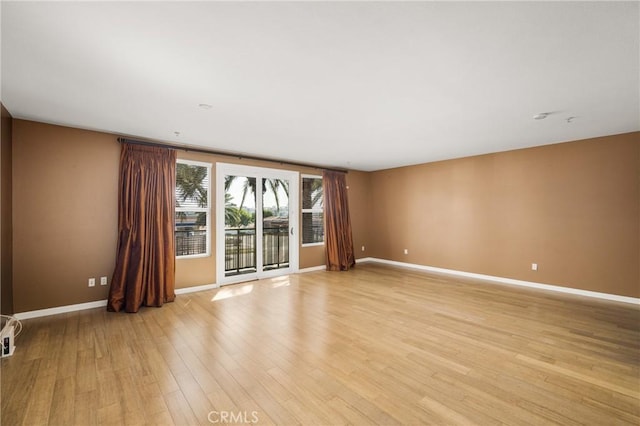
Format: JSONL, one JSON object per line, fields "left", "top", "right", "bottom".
{"left": 2, "top": 263, "right": 639, "bottom": 425}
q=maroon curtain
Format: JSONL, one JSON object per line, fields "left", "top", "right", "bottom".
{"left": 323, "top": 170, "right": 355, "bottom": 271}
{"left": 108, "top": 143, "right": 177, "bottom": 313}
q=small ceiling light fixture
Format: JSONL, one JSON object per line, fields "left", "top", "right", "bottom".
{"left": 533, "top": 112, "right": 550, "bottom": 120}
{"left": 174, "top": 131, "right": 180, "bottom": 137}
{"left": 198, "top": 103, "right": 213, "bottom": 109}
{"left": 566, "top": 116, "right": 576, "bottom": 123}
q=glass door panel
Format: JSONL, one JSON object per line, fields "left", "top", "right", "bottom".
{"left": 224, "top": 175, "right": 257, "bottom": 277}
{"left": 262, "top": 177, "right": 290, "bottom": 271}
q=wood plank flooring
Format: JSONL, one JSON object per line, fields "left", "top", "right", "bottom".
{"left": 1, "top": 263, "right": 639, "bottom": 425}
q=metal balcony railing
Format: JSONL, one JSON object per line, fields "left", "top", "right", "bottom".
{"left": 176, "top": 229, "right": 207, "bottom": 256}
{"left": 224, "top": 227, "right": 290, "bottom": 276}
{"left": 176, "top": 227, "right": 291, "bottom": 274}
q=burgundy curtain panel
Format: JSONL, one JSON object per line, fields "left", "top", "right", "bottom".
{"left": 323, "top": 170, "right": 356, "bottom": 271}
{"left": 108, "top": 143, "right": 177, "bottom": 313}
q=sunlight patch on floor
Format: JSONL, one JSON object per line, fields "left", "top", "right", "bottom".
{"left": 269, "top": 276, "right": 291, "bottom": 288}
{"left": 212, "top": 284, "right": 254, "bottom": 301}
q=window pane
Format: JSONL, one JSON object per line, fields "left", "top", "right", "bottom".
{"left": 302, "top": 177, "right": 323, "bottom": 209}
{"left": 302, "top": 212, "right": 324, "bottom": 244}
{"left": 175, "top": 211, "right": 207, "bottom": 256}
{"left": 224, "top": 176, "right": 256, "bottom": 228}
{"left": 176, "top": 163, "right": 209, "bottom": 209}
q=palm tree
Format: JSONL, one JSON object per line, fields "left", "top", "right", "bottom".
{"left": 302, "top": 177, "right": 323, "bottom": 209}
{"left": 224, "top": 193, "right": 240, "bottom": 227}
{"left": 225, "top": 176, "right": 289, "bottom": 213}
{"left": 176, "top": 163, "right": 208, "bottom": 226}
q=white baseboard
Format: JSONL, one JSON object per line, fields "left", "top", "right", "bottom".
{"left": 16, "top": 258, "right": 637, "bottom": 320}
{"left": 360, "top": 258, "right": 640, "bottom": 305}
{"left": 16, "top": 284, "right": 219, "bottom": 320}
{"left": 297, "top": 265, "right": 326, "bottom": 273}
{"left": 175, "top": 283, "right": 218, "bottom": 294}
{"left": 15, "top": 300, "right": 108, "bottom": 320}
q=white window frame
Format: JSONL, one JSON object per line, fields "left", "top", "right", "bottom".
{"left": 175, "top": 159, "right": 212, "bottom": 258}
{"left": 301, "top": 174, "right": 324, "bottom": 247}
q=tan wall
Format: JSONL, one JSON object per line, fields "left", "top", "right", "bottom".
{"left": 347, "top": 170, "right": 372, "bottom": 259}
{"left": 12, "top": 120, "right": 359, "bottom": 309}
{"left": 11, "top": 118, "right": 638, "bottom": 311}
{"left": 369, "top": 132, "right": 640, "bottom": 298}
{"left": 12, "top": 120, "right": 120, "bottom": 312}
{"left": 1, "top": 105, "right": 14, "bottom": 314}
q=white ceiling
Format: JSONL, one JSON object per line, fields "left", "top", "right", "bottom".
{"left": 2, "top": 1, "right": 638, "bottom": 171}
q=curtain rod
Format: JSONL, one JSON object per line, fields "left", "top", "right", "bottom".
{"left": 117, "top": 137, "right": 348, "bottom": 173}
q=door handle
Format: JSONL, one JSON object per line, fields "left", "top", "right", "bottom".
{"left": 290, "top": 227, "right": 294, "bottom": 236}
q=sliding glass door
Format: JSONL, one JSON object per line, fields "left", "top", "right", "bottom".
{"left": 216, "top": 163, "right": 298, "bottom": 285}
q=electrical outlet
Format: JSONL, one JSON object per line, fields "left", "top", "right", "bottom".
{"left": 361, "top": 245, "right": 365, "bottom": 252}
{"left": 88, "top": 278, "right": 96, "bottom": 287}
{"left": 531, "top": 263, "right": 538, "bottom": 271}
{"left": 404, "top": 249, "right": 409, "bottom": 255}
{"left": 100, "top": 276, "right": 108, "bottom": 286}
